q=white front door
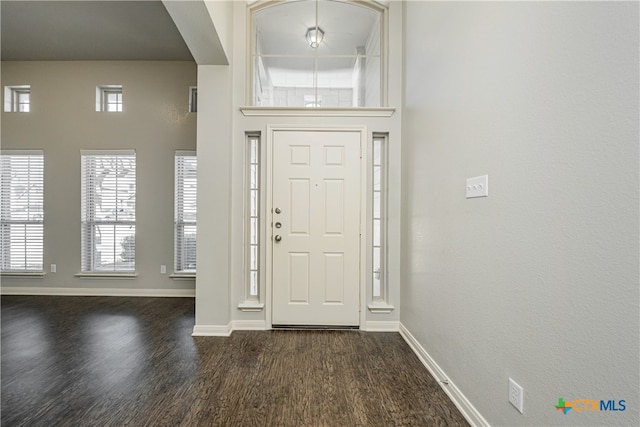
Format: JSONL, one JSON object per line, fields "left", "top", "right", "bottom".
{"left": 271, "top": 130, "right": 361, "bottom": 326}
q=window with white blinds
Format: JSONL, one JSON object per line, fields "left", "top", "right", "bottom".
{"left": 0, "top": 150, "right": 44, "bottom": 272}
{"left": 175, "top": 151, "right": 197, "bottom": 273}
{"left": 81, "top": 150, "right": 136, "bottom": 272}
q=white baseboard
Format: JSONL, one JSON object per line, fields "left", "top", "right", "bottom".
{"left": 399, "top": 323, "right": 490, "bottom": 427}
{"left": 232, "top": 320, "right": 267, "bottom": 330}
{"left": 192, "top": 323, "right": 231, "bottom": 337}
{"left": 363, "top": 320, "right": 400, "bottom": 332}
{"left": 0, "top": 286, "right": 195, "bottom": 298}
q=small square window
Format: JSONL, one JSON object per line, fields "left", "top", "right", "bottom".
{"left": 96, "top": 85, "right": 123, "bottom": 112}
{"left": 4, "top": 86, "right": 31, "bottom": 112}
{"left": 189, "top": 86, "right": 197, "bottom": 113}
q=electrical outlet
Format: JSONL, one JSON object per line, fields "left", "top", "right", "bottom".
{"left": 160, "top": 265, "right": 166, "bottom": 274}
{"left": 509, "top": 377, "right": 524, "bottom": 413}
{"left": 50, "top": 264, "right": 56, "bottom": 273}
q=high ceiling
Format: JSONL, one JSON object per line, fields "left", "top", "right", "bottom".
{"left": 0, "top": 0, "right": 390, "bottom": 63}
{"left": 1, "top": 0, "right": 194, "bottom": 61}
{"left": 254, "top": 0, "right": 380, "bottom": 57}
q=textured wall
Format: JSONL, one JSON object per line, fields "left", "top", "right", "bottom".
{"left": 401, "top": 1, "right": 639, "bottom": 426}
{"left": 1, "top": 61, "right": 197, "bottom": 292}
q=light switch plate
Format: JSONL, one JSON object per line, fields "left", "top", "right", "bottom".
{"left": 509, "top": 377, "right": 524, "bottom": 413}
{"left": 466, "top": 175, "right": 488, "bottom": 198}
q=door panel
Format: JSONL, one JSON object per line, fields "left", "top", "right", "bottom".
{"left": 289, "top": 252, "right": 310, "bottom": 303}
{"left": 272, "top": 130, "right": 361, "bottom": 326}
{"left": 289, "top": 179, "right": 310, "bottom": 234}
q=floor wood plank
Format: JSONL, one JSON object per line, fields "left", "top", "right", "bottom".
{"left": 1, "top": 296, "right": 469, "bottom": 426}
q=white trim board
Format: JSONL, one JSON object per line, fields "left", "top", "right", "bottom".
{"left": 363, "top": 320, "right": 399, "bottom": 332}
{"left": 232, "top": 320, "right": 267, "bottom": 330}
{"left": 240, "top": 107, "right": 395, "bottom": 117}
{"left": 192, "top": 324, "right": 232, "bottom": 337}
{"left": 193, "top": 321, "right": 396, "bottom": 334}
{"left": 0, "top": 287, "right": 195, "bottom": 298}
{"left": 399, "top": 323, "right": 490, "bottom": 427}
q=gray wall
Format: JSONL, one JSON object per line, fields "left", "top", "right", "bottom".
{"left": 401, "top": 1, "right": 639, "bottom": 426}
{"left": 1, "top": 61, "right": 197, "bottom": 292}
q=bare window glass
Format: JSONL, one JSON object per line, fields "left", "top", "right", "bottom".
{"left": 96, "top": 85, "right": 123, "bottom": 112}
{"left": 248, "top": 136, "right": 260, "bottom": 297}
{"left": 252, "top": 0, "right": 383, "bottom": 107}
{"left": 4, "top": 86, "right": 31, "bottom": 113}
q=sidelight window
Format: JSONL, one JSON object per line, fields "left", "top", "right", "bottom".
{"left": 239, "top": 133, "right": 264, "bottom": 311}
{"left": 247, "top": 135, "right": 260, "bottom": 297}
{"left": 372, "top": 134, "right": 386, "bottom": 301}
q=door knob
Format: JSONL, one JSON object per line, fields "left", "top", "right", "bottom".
{"left": 274, "top": 235, "right": 282, "bottom": 242}
{"left": 275, "top": 207, "right": 281, "bottom": 214}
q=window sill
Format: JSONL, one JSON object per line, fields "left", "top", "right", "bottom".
{"left": 1, "top": 272, "right": 45, "bottom": 278}
{"left": 169, "top": 273, "right": 196, "bottom": 280}
{"left": 74, "top": 272, "right": 137, "bottom": 279}
{"left": 368, "top": 301, "right": 395, "bottom": 314}
{"left": 238, "top": 300, "right": 265, "bottom": 312}
{"left": 240, "top": 107, "right": 395, "bottom": 118}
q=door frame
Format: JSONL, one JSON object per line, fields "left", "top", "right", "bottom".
{"left": 265, "top": 125, "right": 368, "bottom": 329}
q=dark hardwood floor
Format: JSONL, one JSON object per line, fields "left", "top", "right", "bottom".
{"left": 1, "top": 296, "right": 468, "bottom": 426}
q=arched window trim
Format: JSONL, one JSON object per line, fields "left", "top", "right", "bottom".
{"left": 247, "top": 0, "right": 388, "bottom": 108}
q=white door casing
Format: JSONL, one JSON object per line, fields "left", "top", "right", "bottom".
{"left": 270, "top": 129, "right": 362, "bottom": 326}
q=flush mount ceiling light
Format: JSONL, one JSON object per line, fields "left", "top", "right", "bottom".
{"left": 305, "top": 26, "right": 324, "bottom": 48}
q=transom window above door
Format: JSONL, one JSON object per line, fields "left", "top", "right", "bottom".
{"left": 251, "top": 0, "right": 384, "bottom": 108}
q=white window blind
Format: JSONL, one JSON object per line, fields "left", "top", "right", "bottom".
{"left": 0, "top": 150, "right": 44, "bottom": 272}
{"left": 175, "top": 151, "right": 197, "bottom": 273}
{"left": 81, "top": 150, "right": 136, "bottom": 272}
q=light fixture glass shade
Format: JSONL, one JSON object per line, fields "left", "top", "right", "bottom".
{"left": 305, "top": 27, "right": 324, "bottom": 48}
